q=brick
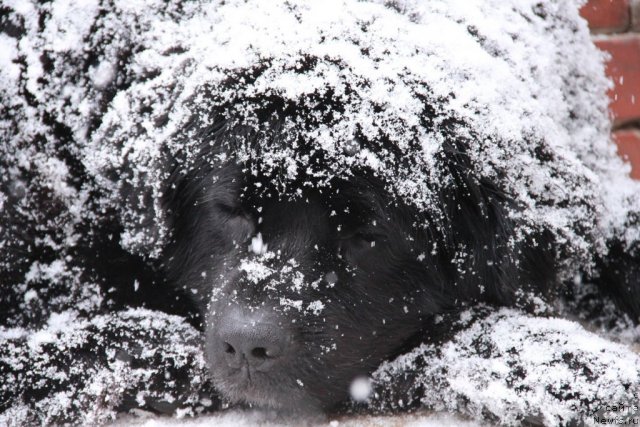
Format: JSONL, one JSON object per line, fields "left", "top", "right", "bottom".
{"left": 632, "top": 0, "right": 640, "bottom": 30}
{"left": 613, "top": 129, "right": 640, "bottom": 180}
{"left": 580, "top": 0, "right": 630, "bottom": 33}
{"left": 595, "top": 36, "right": 640, "bottom": 126}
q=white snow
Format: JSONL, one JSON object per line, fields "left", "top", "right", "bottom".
{"left": 2, "top": 0, "right": 640, "bottom": 425}
{"left": 111, "top": 410, "right": 479, "bottom": 427}
{"left": 15, "top": 0, "right": 630, "bottom": 276}
{"left": 249, "top": 232, "right": 269, "bottom": 255}
{"left": 349, "top": 377, "right": 373, "bottom": 403}
{"left": 45, "top": 0, "right": 632, "bottom": 282}
{"left": 370, "top": 307, "right": 640, "bottom": 426}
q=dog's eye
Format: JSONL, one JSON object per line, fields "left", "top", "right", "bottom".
{"left": 216, "top": 204, "right": 255, "bottom": 242}
{"left": 338, "top": 231, "right": 383, "bottom": 261}
{"left": 217, "top": 204, "right": 245, "bottom": 217}
{"left": 350, "top": 232, "right": 379, "bottom": 244}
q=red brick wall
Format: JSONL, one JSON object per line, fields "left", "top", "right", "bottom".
{"left": 580, "top": 0, "right": 640, "bottom": 179}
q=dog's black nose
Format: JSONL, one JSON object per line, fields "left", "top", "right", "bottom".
{"left": 215, "top": 306, "right": 289, "bottom": 371}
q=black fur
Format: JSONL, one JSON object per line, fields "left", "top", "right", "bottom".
{"left": 159, "top": 116, "right": 560, "bottom": 411}
{"left": 2, "top": 1, "right": 639, "bottom": 421}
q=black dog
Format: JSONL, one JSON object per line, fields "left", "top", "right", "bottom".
{"left": 158, "top": 116, "right": 557, "bottom": 411}
{"left": 2, "top": 0, "right": 640, "bottom": 422}
{"left": 93, "top": 0, "right": 640, "bottom": 413}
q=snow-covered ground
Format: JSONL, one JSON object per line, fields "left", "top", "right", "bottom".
{"left": 112, "top": 409, "right": 478, "bottom": 427}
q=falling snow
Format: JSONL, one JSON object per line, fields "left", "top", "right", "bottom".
{"left": 1, "top": 0, "right": 640, "bottom": 425}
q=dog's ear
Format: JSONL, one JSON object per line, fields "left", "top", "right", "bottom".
{"left": 438, "top": 142, "right": 558, "bottom": 310}
{"left": 116, "top": 152, "right": 174, "bottom": 260}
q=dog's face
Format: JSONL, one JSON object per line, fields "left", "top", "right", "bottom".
{"left": 163, "top": 160, "right": 450, "bottom": 411}
{"left": 160, "top": 113, "right": 558, "bottom": 411}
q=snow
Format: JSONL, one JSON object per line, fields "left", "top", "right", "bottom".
{"left": 111, "top": 410, "right": 478, "bottom": 427}
{"left": 249, "top": 233, "right": 269, "bottom": 256}
{"left": 70, "top": 0, "right": 636, "bottom": 280}
{"left": 1, "top": 309, "right": 214, "bottom": 426}
{"left": 1, "top": 0, "right": 640, "bottom": 425}
{"left": 349, "top": 377, "right": 373, "bottom": 403}
{"left": 369, "top": 307, "right": 640, "bottom": 425}
{"left": 8, "top": 0, "right": 620, "bottom": 265}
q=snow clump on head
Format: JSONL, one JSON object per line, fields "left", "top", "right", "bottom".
{"left": 86, "top": 0, "right": 639, "bottom": 277}
{"left": 7, "top": 0, "right": 638, "bottom": 276}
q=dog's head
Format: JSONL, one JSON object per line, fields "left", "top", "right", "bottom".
{"left": 159, "top": 116, "right": 557, "bottom": 411}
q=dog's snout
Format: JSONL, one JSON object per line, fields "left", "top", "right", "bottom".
{"left": 214, "top": 306, "right": 290, "bottom": 371}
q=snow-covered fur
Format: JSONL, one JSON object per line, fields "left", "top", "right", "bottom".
{"left": 368, "top": 306, "right": 640, "bottom": 426}
{"left": 1, "top": 309, "right": 217, "bottom": 426}
{"left": 2, "top": 0, "right": 640, "bottom": 425}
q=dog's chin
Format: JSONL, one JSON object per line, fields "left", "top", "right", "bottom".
{"left": 211, "top": 367, "right": 324, "bottom": 414}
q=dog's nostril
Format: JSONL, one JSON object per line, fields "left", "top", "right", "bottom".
{"left": 224, "top": 342, "right": 236, "bottom": 355}
{"left": 251, "top": 347, "right": 267, "bottom": 359}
